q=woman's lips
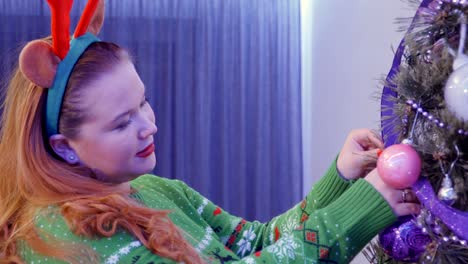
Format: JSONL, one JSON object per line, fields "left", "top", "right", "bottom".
{"left": 136, "top": 143, "right": 155, "bottom": 158}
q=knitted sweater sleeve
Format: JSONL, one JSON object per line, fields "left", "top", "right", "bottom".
{"left": 181, "top": 177, "right": 397, "bottom": 263}
{"left": 304, "top": 158, "right": 354, "bottom": 211}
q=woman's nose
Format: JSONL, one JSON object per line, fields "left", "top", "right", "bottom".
{"left": 139, "top": 122, "right": 158, "bottom": 139}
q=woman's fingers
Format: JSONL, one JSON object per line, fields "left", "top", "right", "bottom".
{"left": 353, "top": 129, "right": 384, "bottom": 150}
{"left": 393, "top": 202, "right": 421, "bottom": 217}
{"left": 399, "top": 189, "right": 418, "bottom": 203}
{"left": 390, "top": 189, "right": 420, "bottom": 216}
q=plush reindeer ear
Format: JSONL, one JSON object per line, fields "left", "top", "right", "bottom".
{"left": 88, "top": 0, "right": 105, "bottom": 35}
{"left": 74, "top": 0, "right": 105, "bottom": 37}
{"left": 19, "top": 40, "right": 60, "bottom": 88}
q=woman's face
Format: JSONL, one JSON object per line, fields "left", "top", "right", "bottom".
{"left": 67, "top": 60, "right": 157, "bottom": 183}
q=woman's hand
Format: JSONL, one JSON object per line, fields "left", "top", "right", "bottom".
{"left": 337, "top": 128, "right": 384, "bottom": 180}
{"left": 365, "top": 168, "right": 420, "bottom": 216}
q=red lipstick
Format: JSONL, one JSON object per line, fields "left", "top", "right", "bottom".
{"left": 136, "top": 143, "right": 155, "bottom": 158}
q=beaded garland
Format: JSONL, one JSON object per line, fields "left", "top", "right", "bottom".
{"left": 405, "top": 99, "right": 468, "bottom": 136}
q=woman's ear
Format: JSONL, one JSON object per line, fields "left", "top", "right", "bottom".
{"left": 49, "top": 134, "right": 80, "bottom": 165}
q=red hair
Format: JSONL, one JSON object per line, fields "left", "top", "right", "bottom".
{"left": 0, "top": 41, "right": 204, "bottom": 264}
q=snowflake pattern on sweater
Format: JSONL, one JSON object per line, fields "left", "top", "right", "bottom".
{"left": 20, "top": 160, "right": 396, "bottom": 263}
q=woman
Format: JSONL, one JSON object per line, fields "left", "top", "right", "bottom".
{"left": 0, "top": 1, "right": 419, "bottom": 263}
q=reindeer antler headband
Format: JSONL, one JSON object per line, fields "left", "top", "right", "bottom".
{"left": 19, "top": 0, "right": 104, "bottom": 137}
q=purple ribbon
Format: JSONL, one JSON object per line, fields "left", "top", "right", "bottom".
{"left": 380, "top": 0, "right": 434, "bottom": 147}
{"left": 413, "top": 178, "right": 468, "bottom": 240}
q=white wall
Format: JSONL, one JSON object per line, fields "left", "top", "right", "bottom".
{"left": 300, "top": 1, "right": 415, "bottom": 263}
{"left": 301, "top": 0, "right": 415, "bottom": 193}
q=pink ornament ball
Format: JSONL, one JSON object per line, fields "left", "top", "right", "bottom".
{"left": 377, "top": 144, "right": 422, "bottom": 189}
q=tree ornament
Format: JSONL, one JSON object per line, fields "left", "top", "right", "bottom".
{"left": 438, "top": 175, "right": 458, "bottom": 203}
{"left": 377, "top": 142, "right": 422, "bottom": 189}
{"left": 437, "top": 145, "right": 460, "bottom": 204}
{"left": 444, "top": 19, "right": 468, "bottom": 121}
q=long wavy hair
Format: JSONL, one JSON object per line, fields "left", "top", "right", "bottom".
{"left": 0, "top": 41, "right": 204, "bottom": 264}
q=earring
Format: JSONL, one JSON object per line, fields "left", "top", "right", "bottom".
{"left": 69, "top": 155, "right": 75, "bottom": 161}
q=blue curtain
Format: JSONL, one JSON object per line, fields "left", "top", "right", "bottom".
{"left": 0, "top": 0, "right": 302, "bottom": 222}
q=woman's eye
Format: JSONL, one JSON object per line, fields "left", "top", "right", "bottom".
{"left": 116, "top": 120, "right": 131, "bottom": 130}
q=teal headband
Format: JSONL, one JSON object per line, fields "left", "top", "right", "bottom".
{"left": 45, "top": 32, "right": 100, "bottom": 137}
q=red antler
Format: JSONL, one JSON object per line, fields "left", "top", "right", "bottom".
{"left": 74, "top": 0, "right": 100, "bottom": 38}
{"left": 46, "top": 0, "right": 73, "bottom": 59}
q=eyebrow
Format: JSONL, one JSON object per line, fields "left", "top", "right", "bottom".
{"left": 111, "top": 109, "right": 132, "bottom": 124}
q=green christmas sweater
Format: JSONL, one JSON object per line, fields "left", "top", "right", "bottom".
{"left": 21, "top": 160, "right": 396, "bottom": 263}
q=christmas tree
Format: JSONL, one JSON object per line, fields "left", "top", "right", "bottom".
{"left": 365, "top": 0, "right": 468, "bottom": 263}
